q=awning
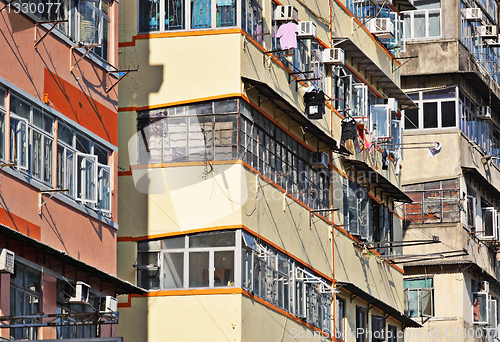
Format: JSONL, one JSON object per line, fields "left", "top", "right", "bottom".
{"left": 0, "top": 225, "right": 147, "bottom": 295}
{"left": 333, "top": 39, "right": 418, "bottom": 110}
{"left": 337, "top": 281, "right": 422, "bottom": 328}
{"left": 242, "top": 77, "right": 351, "bottom": 155}
{"left": 343, "top": 159, "right": 413, "bottom": 203}
{"left": 462, "top": 166, "right": 500, "bottom": 199}
{"left": 394, "top": 0, "right": 416, "bottom": 11}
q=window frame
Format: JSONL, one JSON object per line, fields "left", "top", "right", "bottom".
{"left": 404, "top": 277, "right": 434, "bottom": 318}
{"left": 403, "top": 1, "right": 442, "bottom": 40}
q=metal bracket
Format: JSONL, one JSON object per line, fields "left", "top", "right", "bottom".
{"left": 288, "top": 71, "right": 313, "bottom": 84}
{"left": 34, "top": 20, "right": 68, "bottom": 48}
{"left": 106, "top": 66, "right": 139, "bottom": 93}
{"left": 350, "top": 293, "right": 358, "bottom": 303}
{"left": 38, "top": 189, "right": 69, "bottom": 214}
{"left": 309, "top": 207, "right": 340, "bottom": 227}
{"left": 392, "top": 56, "right": 418, "bottom": 73}
{"left": 367, "top": 304, "right": 375, "bottom": 312}
{"left": 70, "top": 44, "right": 101, "bottom": 71}
{"left": 263, "top": 49, "right": 294, "bottom": 65}
{"left": 0, "top": 162, "right": 16, "bottom": 169}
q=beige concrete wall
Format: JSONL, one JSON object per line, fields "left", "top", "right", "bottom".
{"left": 334, "top": 229, "right": 404, "bottom": 312}
{"left": 401, "top": 129, "right": 462, "bottom": 186}
{"left": 241, "top": 296, "right": 330, "bottom": 341}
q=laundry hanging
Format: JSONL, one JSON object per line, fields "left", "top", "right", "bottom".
{"left": 303, "top": 89, "right": 325, "bottom": 119}
{"left": 428, "top": 142, "right": 442, "bottom": 157}
{"left": 276, "top": 22, "right": 298, "bottom": 49}
{"left": 381, "top": 149, "right": 388, "bottom": 170}
{"left": 340, "top": 117, "right": 361, "bottom": 154}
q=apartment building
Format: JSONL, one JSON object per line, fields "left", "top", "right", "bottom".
{"left": 400, "top": 0, "right": 500, "bottom": 341}
{"left": 0, "top": 0, "right": 144, "bottom": 341}
{"left": 116, "top": 0, "right": 418, "bottom": 341}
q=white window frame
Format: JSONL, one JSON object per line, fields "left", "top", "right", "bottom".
{"left": 31, "top": 127, "right": 53, "bottom": 185}
{"left": 76, "top": 152, "right": 98, "bottom": 203}
{"left": 479, "top": 207, "right": 498, "bottom": 240}
{"left": 370, "top": 104, "right": 391, "bottom": 138}
{"left": 10, "top": 117, "right": 28, "bottom": 170}
{"left": 97, "top": 164, "right": 111, "bottom": 213}
{"left": 403, "top": 3, "right": 442, "bottom": 40}
{"left": 473, "top": 292, "right": 490, "bottom": 325}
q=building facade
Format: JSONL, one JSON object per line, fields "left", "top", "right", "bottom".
{"left": 0, "top": 0, "right": 144, "bottom": 341}
{"left": 116, "top": 0, "right": 418, "bottom": 341}
{"left": 401, "top": 0, "right": 500, "bottom": 341}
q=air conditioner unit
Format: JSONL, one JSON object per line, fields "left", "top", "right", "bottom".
{"left": 99, "top": 296, "right": 118, "bottom": 315}
{"left": 311, "top": 152, "right": 329, "bottom": 168}
{"left": 297, "top": 21, "right": 316, "bottom": 39}
{"left": 69, "top": 281, "right": 91, "bottom": 304}
{"left": 387, "top": 98, "right": 398, "bottom": 114}
{"left": 478, "top": 25, "right": 498, "bottom": 38}
{"left": 321, "top": 48, "right": 345, "bottom": 65}
{"left": 465, "top": 8, "right": 483, "bottom": 21}
{"left": 274, "top": 6, "right": 298, "bottom": 23}
{"left": 371, "top": 0, "right": 392, "bottom": 4}
{"left": 487, "top": 35, "right": 500, "bottom": 46}
{"left": 479, "top": 281, "right": 490, "bottom": 293}
{"left": 0, "top": 249, "right": 14, "bottom": 274}
{"left": 478, "top": 106, "right": 492, "bottom": 119}
{"left": 368, "top": 18, "right": 394, "bottom": 39}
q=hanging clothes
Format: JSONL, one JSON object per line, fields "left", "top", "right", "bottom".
{"left": 428, "top": 142, "right": 442, "bottom": 157}
{"left": 394, "top": 151, "right": 401, "bottom": 175}
{"left": 381, "top": 149, "right": 388, "bottom": 170}
{"left": 303, "top": 89, "right": 325, "bottom": 119}
{"left": 276, "top": 22, "right": 298, "bottom": 49}
{"left": 340, "top": 118, "right": 361, "bottom": 153}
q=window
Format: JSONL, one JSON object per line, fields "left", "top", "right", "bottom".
{"left": 403, "top": 0, "right": 441, "bottom": 39}
{"left": 473, "top": 292, "right": 489, "bottom": 324}
{"left": 10, "top": 263, "right": 41, "bottom": 340}
{"left": 138, "top": 0, "right": 235, "bottom": 32}
{"left": 404, "top": 277, "right": 434, "bottom": 318}
{"left": 480, "top": 201, "right": 498, "bottom": 241}
{"left": 335, "top": 297, "right": 345, "bottom": 339}
{"left": 371, "top": 315, "right": 386, "bottom": 342}
{"left": 93, "top": 0, "right": 110, "bottom": 60}
{"left": 343, "top": 178, "right": 369, "bottom": 239}
{"left": 387, "top": 325, "right": 397, "bottom": 342}
{"left": 241, "top": 0, "right": 261, "bottom": 37}
{"left": 403, "top": 178, "right": 460, "bottom": 224}
{"left": 403, "top": 88, "right": 458, "bottom": 130}
{"left": 137, "top": 230, "right": 334, "bottom": 333}
{"left": 136, "top": 231, "right": 236, "bottom": 289}
{"left": 467, "top": 186, "right": 477, "bottom": 230}
{"left": 356, "top": 306, "right": 367, "bottom": 342}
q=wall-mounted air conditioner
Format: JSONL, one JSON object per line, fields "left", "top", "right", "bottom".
{"left": 387, "top": 98, "right": 398, "bottom": 115}
{"left": 465, "top": 8, "right": 483, "bottom": 21}
{"left": 297, "top": 21, "right": 316, "bottom": 39}
{"left": 478, "top": 106, "right": 492, "bottom": 119}
{"left": 479, "top": 280, "right": 490, "bottom": 293}
{"left": 487, "top": 35, "right": 500, "bottom": 46}
{"left": 274, "top": 6, "right": 298, "bottom": 23}
{"left": 99, "top": 296, "right": 118, "bottom": 315}
{"left": 478, "top": 25, "right": 498, "bottom": 38}
{"left": 69, "top": 281, "right": 91, "bottom": 304}
{"left": 321, "top": 48, "right": 345, "bottom": 65}
{"left": 0, "top": 249, "right": 14, "bottom": 274}
{"left": 311, "top": 152, "right": 329, "bottom": 168}
{"left": 368, "top": 18, "right": 394, "bottom": 39}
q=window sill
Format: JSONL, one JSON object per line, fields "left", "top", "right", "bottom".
{"left": 1, "top": 166, "right": 118, "bottom": 229}
{"left": 137, "top": 26, "right": 239, "bottom": 35}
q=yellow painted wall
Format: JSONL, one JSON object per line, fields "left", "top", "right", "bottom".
{"left": 334, "top": 229, "right": 404, "bottom": 312}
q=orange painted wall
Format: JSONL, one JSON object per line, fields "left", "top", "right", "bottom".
{"left": 0, "top": 10, "right": 118, "bottom": 145}
{"left": 0, "top": 171, "right": 117, "bottom": 275}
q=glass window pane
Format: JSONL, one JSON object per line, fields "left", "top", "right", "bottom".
{"left": 80, "top": 0, "right": 100, "bottom": 45}
{"left": 165, "top": 0, "right": 185, "bottom": 29}
{"left": 0, "top": 113, "right": 5, "bottom": 160}
{"left": 414, "top": 12, "right": 425, "bottom": 38}
{"left": 191, "top": 0, "right": 211, "bottom": 29}
{"left": 214, "top": 251, "right": 234, "bottom": 286}
{"left": 32, "top": 131, "right": 43, "bottom": 179}
{"left": 58, "top": 123, "right": 74, "bottom": 146}
{"left": 189, "top": 231, "right": 235, "bottom": 247}
{"left": 10, "top": 97, "right": 30, "bottom": 119}
{"left": 428, "top": 10, "right": 441, "bottom": 37}
{"left": 139, "top": 0, "right": 159, "bottom": 32}
{"left": 441, "top": 101, "right": 456, "bottom": 127}
{"left": 44, "top": 138, "right": 53, "bottom": 184}
{"left": 163, "top": 252, "right": 184, "bottom": 288}
{"left": 217, "top": 0, "right": 236, "bottom": 27}
{"left": 162, "top": 236, "right": 185, "bottom": 249}
{"left": 189, "top": 252, "right": 209, "bottom": 287}
{"left": 423, "top": 102, "right": 438, "bottom": 128}
{"left": 404, "top": 109, "right": 419, "bottom": 129}
{"left": 138, "top": 269, "right": 160, "bottom": 289}
{"left": 415, "top": 0, "right": 440, "bottom": 9}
